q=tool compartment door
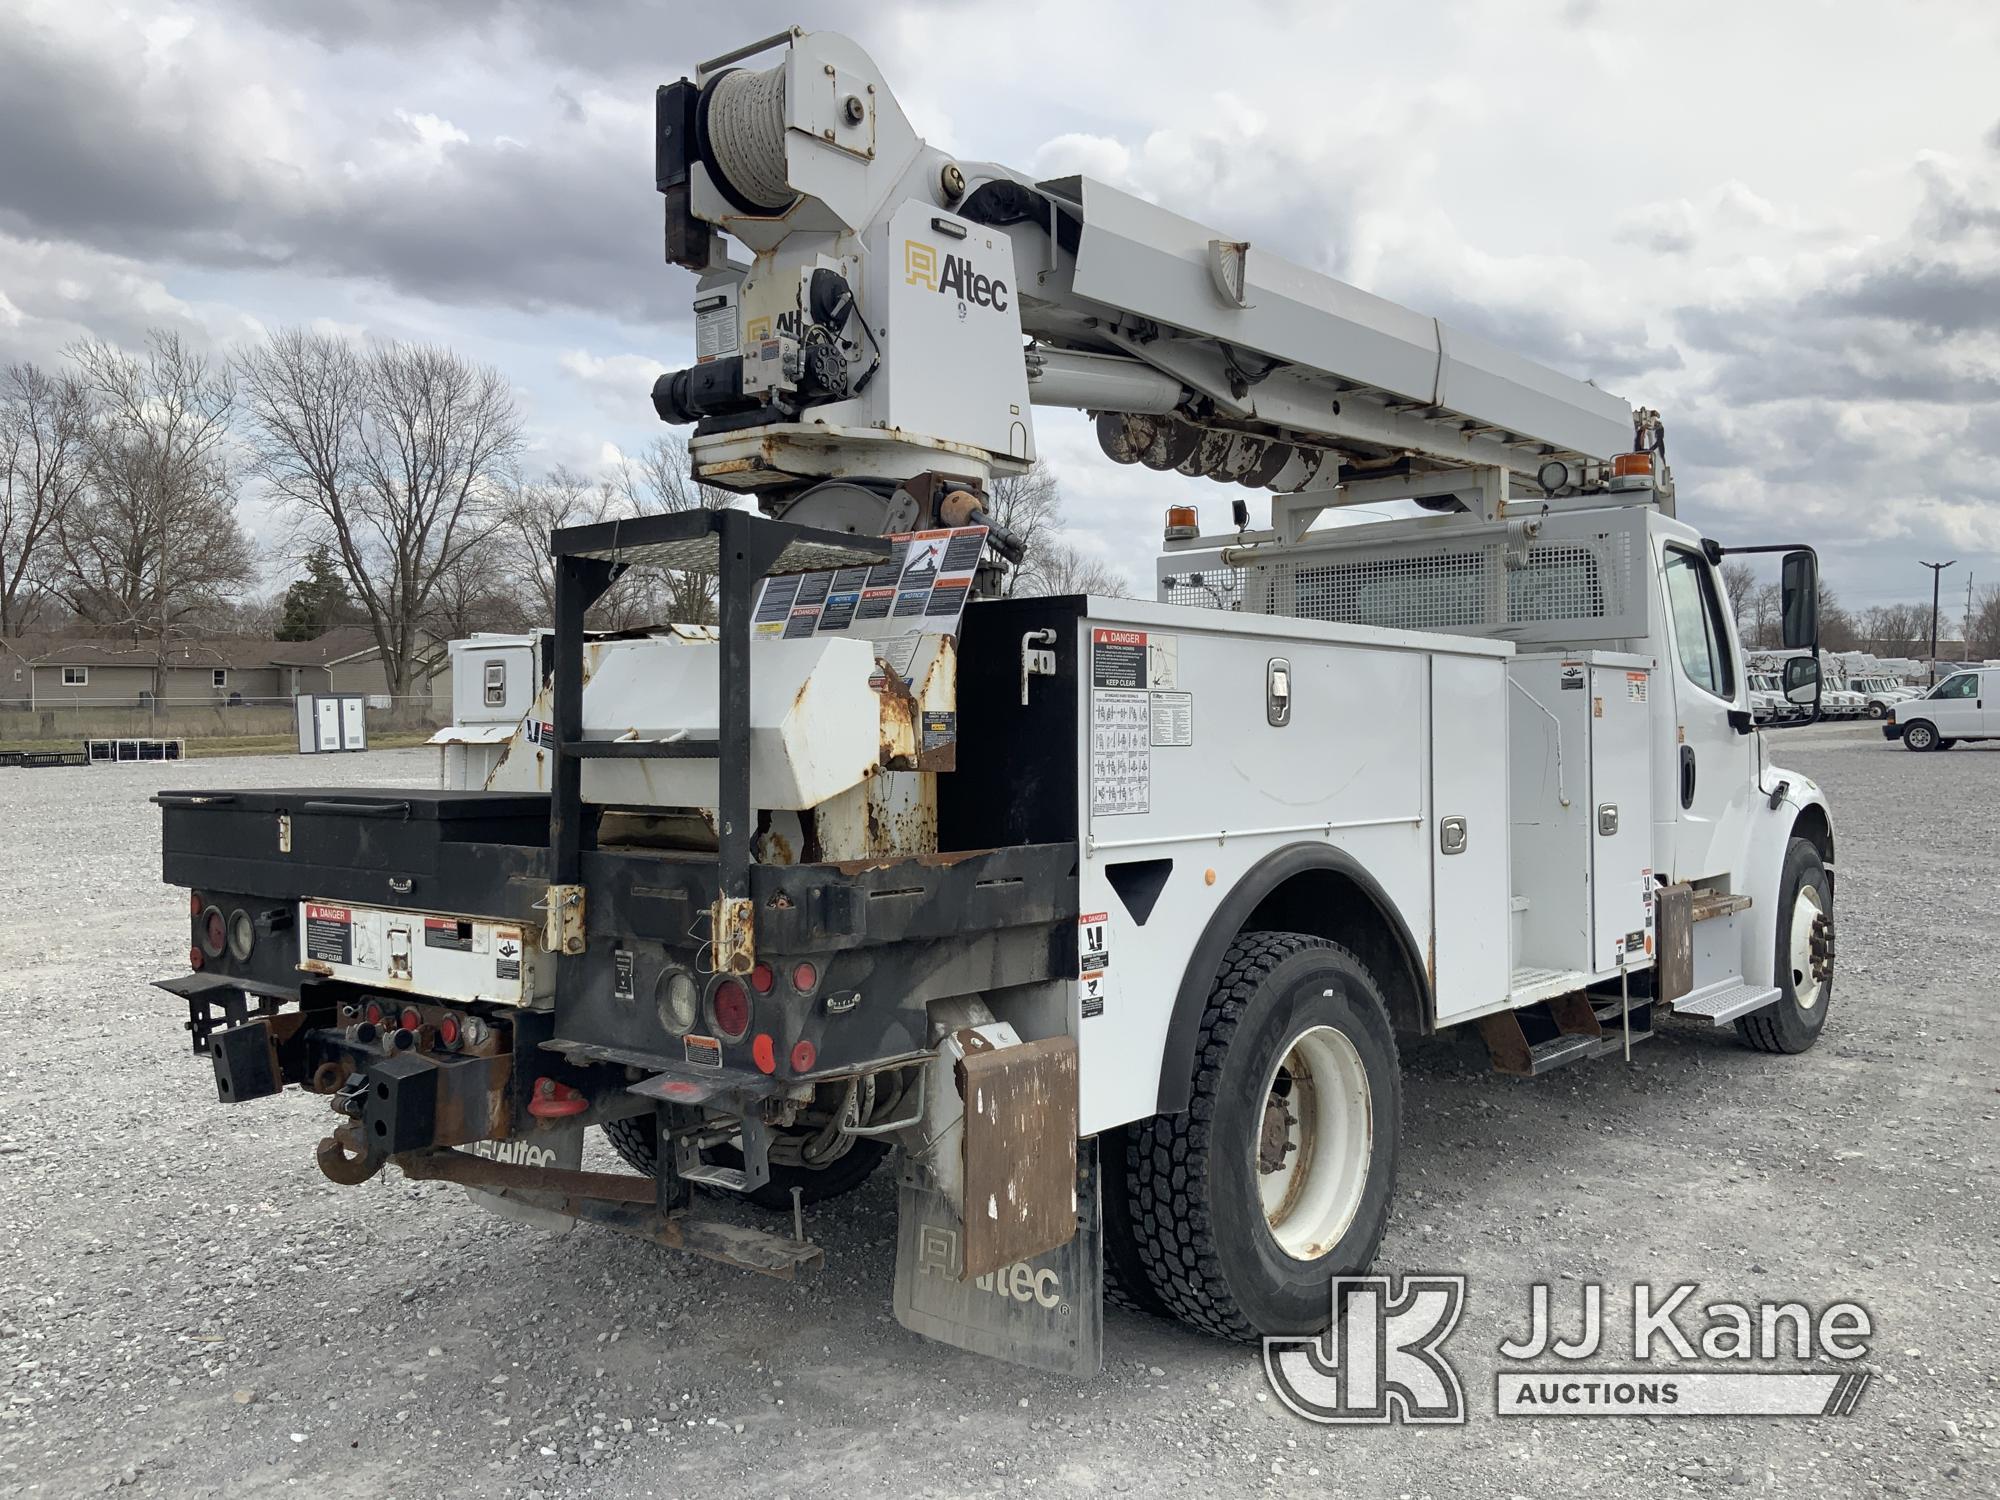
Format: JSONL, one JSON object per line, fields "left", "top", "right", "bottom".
{"left": 1590, "top": 663, "right": 1656, "bottom": 971}
{"left": 1430, "top": 654, "right": 1511, "bottom": 1022}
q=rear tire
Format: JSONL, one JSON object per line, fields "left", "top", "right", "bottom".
{"left": 1126, "top": 932, "right": 1400, "bottom": 1341}
{"left": 1901, "top": 720, "right": 1938, "bottom": 751}
{"left": 1867, "top": 703, "right": 1886, "bottom": 719}
{"left": 600, "top": 1117, "right": 886, "bottom": 1212}
{"left": 1736, "top": 837, "right": 1832, "bottom": 1055}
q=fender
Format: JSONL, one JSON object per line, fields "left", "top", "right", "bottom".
{"left": 1154, "top": 842, "right": 1432, "bottom": 1114}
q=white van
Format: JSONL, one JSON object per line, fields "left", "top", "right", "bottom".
{"left": 1884, "top": 668, "right": 1998, "bottom": 751}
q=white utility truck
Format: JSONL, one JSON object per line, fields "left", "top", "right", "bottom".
{"left": 153, "top": 26, "right": 1836, "bottom": 1374}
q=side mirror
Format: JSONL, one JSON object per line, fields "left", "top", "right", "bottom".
{"left": 1783, "top": 655, "right": 1820, "bottom": 706}
{"left": 1780, "top": 550, "right": 1818, "bottom": 650}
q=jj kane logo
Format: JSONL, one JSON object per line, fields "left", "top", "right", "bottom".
{"left": 904, "top": 239, "right": 1009, "bottom": 313}
{"left": 1263, "top": 1277, "right": 1876, "bottom": 1425}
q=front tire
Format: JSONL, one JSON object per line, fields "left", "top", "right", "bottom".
{"left": 1901, "top": 720, "right": 1938, "bottom": 751}
{"left": 1736, "top": 837, "right": 1833, "bottom": 1054}
{"left": 1867, "top": 703, "right": 1886, "bottom": 719}
{"left": 1126, "top": 932, "right": 1400, "bottom": 1341}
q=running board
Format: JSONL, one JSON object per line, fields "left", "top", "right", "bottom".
{"left": 1479, "top": 994, "right": 1651, "bottom": 1078}
{"left": 1669, "top": 980, "right": 1781, "bottom": 1026}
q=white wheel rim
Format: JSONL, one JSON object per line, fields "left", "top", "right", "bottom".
{"left": 1909, "top": 725, "right": 1932, "bottom": 748}
{"left": 1789, "top": 887, "right": 1825, "bottom": 1006}
{"left": 1256, "top": 1024, "right": 1373, "bottom": 1260}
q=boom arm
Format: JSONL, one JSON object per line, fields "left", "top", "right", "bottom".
{"left": 652, "top": 27, "right": 1656, "bottom": 538}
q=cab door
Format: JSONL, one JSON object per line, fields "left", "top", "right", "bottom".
{"left": 1925, "top": 671, "right": 1981, "bottom": 737}
{"left": 1660, "top": 544, "right": 1755, "bottom": 882}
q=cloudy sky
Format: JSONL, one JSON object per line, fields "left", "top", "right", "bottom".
{"left": 3, "top": 0, "right": 1997, "bottom": 618}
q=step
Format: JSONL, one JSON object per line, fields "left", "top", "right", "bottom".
{"left": 1508, "top": 966, "right": 1589, "bottom": 1006}
{"left": 675, "top": 1160, "right": 756, "bottom": 1191}
{"left": 1671, "top": 980, "right": 1781, "bottom": 1026}
{"left": 1522, "top": 1033, "right": 1601, "bottom": 1075}
{"left": 1690, "top": 891, "right": 1752, "bottom": 923}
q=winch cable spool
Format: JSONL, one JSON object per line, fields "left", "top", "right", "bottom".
{"left": 699, "top": 66, "right": 794, "bottom": 214}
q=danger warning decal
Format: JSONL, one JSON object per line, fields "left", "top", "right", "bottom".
{"left": 1078, "top": 912, "right": 1110, "bottom": 1019}
{"left": 1090, "top": 628, "right": 1146, "bottom": 689}
{"left": 304, "top": 903, "right": 352, "bottom": 965}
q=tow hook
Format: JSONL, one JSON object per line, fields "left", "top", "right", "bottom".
{"left": 528, "top": 1077, "right": 589, "bottom": 1119}
{"left": 316, "top": 1122, "right": 385, "bottom": 1185}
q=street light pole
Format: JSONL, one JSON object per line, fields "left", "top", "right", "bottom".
{"left": 1920, "top": 559, "right": 1956, "bottom": 680}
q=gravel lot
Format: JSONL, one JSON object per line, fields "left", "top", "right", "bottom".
{"left": 1, "top": 727, "right": 1994, "bottom": 1499}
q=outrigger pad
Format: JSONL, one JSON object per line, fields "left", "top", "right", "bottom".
{"left": 892, "top": 1139, "right": 1103, "bottom": 1377}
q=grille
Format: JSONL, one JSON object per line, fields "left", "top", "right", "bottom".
{"left": 1159, "top": 566, "right": 1244, "bottom": 612}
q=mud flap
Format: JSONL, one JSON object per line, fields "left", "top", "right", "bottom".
{"left": 461, "top": 1126, "right": 585, "bottom": 1231}
{"left": 892, "top": 1138, "right": 1103, "bottom": 1376}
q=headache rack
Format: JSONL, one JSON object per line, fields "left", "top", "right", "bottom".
{"left": 546, "top": 508, "right": 892, "bottom": 978}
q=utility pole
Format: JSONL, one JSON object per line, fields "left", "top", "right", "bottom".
{"left": 1964, "top": 573, "right": 1974, "bottom": 663}
{"left": 1920, "top": 559, "right": 1956, "bottom": 682}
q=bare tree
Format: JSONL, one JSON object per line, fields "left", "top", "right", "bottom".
{"left": 499, "top": 463, "right": 621, "bottom": 624}
{"left": 984, "top": 461, "right": 1065, "bottom": 596}
{"left": 617, "top": 435, "right": 732, "bottom": 624}
{"left": 237, "top": 330, "right": 523, "bottom": 694}
{"left": 0, "top": 362, "right": 92, "bottom": 635}
{"left": 1971, "top": 585, "right": 2000, "bottom": 660}
{"left": 1021, "top": 538, "right": 1131, "bottom": 598}
{"left": 1719, "top": 561, "right": 1756, "bottom": 643}
{"left": 56, "top": 331, "right": 253, "bottom": 641}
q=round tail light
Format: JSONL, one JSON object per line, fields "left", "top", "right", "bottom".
{"left": 791, "top": 961, "right": 819, "bottom": 994}
{"left": 400, "top": 1007, "right": 421, "bottom": 1033}
{"left": 189, "top": 892, "right": 203, "bottom": 916}
{"left": 437, "top": 1015, "right": 462, "bottom": 1049}
{"left": 364, "top": 1000, "right": 384, "bottom": 1026}
{"left": 188, "top": 946, "right": 204, "bottom": 970}
{"left": 749, "top": 961, "right": 775, "bottom": 994}
{"left": 710, "top": 978, "right": 751, "bottom": 1041}
{"left": 226, "top": 909, "right": 255, "bottom": 962}
{"left": 198, "top": 906, "right": 227, "bottom": 958}
{"left": 655, "top": 971, "right": 698, "bottom": 1035}
{"left": 790, "top": 1039, "right": 817, "bottom": 1073}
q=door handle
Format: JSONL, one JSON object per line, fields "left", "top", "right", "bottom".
{"left": 1679, "top": 743, "right": 1697, "bottom": 810}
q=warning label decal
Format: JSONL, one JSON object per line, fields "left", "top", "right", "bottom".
{"left": 1078, "top": 912, "right": 1109, "bottom": 1019}
{"left": 1090, "top": 688, "right": 1150, "bottom": 815}
{"left": 304, "top": 903, "right": 352, "bottom": 965}
{"left": 1091, "top": 628, "right": 1147, "bottom": 688}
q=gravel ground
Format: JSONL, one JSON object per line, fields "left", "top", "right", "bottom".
{"left": 1, "top": 727, "right": 1994, "bottom": 1499}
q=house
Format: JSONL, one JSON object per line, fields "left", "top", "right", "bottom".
{"left": 0, "top": 628, "right": 453, "bottom": 714}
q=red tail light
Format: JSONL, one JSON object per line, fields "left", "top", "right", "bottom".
{"left": 199, "top": 907, "right": 227, "bottom": 958}
{"left": 189, "top": 892, "right": 203, "bottom": 916}
{"left": 437, "top": 1015, "right": 461, "bottom": 1049}
{"left": 710, "top": 979, "right": 751, "bottom": 1041}
{"left": 364, "top": 1000, "right": 384, "bottom": 1026}
{"left": 188, "top": 946, "right": 204, "bottom": 970}
{"left": 400, "top": 1007, "right": 421, "bottom": 1033}
{"left": 791, "top": 961, "right": 819, "bottom": 994}
{"left": 790, "top": 1040, "right": 817, "bottom": 1073}
{"left": 751, "top": 1034, "right": 776, "bottom": 1073}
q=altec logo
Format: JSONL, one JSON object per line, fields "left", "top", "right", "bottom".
{"left": 904, "top": 239, "right": 1009, "bottom": 311}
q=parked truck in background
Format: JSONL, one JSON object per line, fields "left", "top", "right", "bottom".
{"left": 152, "top": 27, "right": 1838, "bottom": 1374}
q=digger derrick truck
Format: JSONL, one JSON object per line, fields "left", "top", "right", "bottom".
{"left": 155, "top": 27, "right": 1839, "bottom": 1375}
